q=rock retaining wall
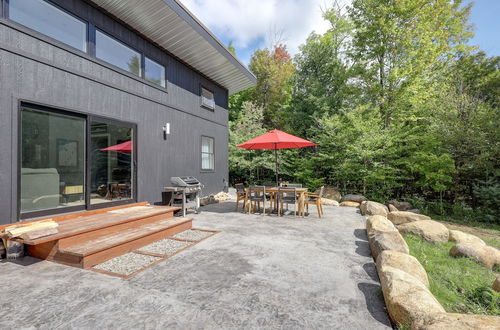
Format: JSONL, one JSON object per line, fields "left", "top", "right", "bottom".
{"left": 364, "top": 211, "right": 500, "bottom": 328}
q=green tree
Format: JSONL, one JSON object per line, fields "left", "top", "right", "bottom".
{"left": 228, "top": 101, "right": 274, "bottom": 184}
{"left": 432, "top": 52, "right": 500, "bottom": 210}
{"left": 227, "top": 40, "right": 236, "bottom": 56}
{"left": 349, "top": 0, "right": 473, "bottom": 127}
{"left": 291, "top": 3, "right": 354, "bottom": 136}
{"left": 249, "top": 45, "right": 296, "bottom": 129}
{"left": 452, "top": 52, "right": 500, "bottom": 108}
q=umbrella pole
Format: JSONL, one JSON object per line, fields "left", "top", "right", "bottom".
{"left": 275, "top": 147, "right": 279, "bottom": 186}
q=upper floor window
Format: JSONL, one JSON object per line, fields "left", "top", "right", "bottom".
{"left": 201, "top": 87, "right": 215, "bottom": 110}
{"left": 96, "top": 30, "right": 141, "bottom": 76}
{"left": 201, "top": 136, "right": 215, "bottom": 171}
{"left": 8, "top": 0, "right": 87, "bottom": 52}
{"left": 145, "top": 57, "right": 166, "bottom": 87}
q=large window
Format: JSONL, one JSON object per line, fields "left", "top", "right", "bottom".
{"left": 8, "top": 0, "right": 87, "bottom": 51}
{"left": 20, "top": 107, "right": 86, "bottom": 213}
{"left": 145, "top": 57, "right": 166, "bottom": 87}
{"left": 7, "top": 0, "right": 170, "bottom": 87}
{"left": 96, "top": 30, "right": 141, "bottom": 76}
{"left": 201, "top": 136, "right": 215, "bottom": 171}
{"left": 19, "top": 104, "right": 135, "bottom": 217}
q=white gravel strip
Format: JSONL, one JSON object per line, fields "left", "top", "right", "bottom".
{"left": 93, "top": 252, "right": 161, "bottom": 276}
{"left": 173, "top": 229, "right": 214, "bottom": 241}
{"left": 137, "top": 238, "right": 192, "bottom": 255}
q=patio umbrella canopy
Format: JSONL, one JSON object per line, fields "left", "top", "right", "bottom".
{"left": 100, "top": 140, "right": 132, "bottom": 153}
{"left": 236, "top": 129, "right": 316, "bottom": 185}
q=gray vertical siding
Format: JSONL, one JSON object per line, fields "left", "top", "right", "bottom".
{"left": 0, "top": 0, "right": 230, "bottom": 225}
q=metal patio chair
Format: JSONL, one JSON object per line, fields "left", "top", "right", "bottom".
{"left": 246, "top": 185, "right": 268, "bottom": 215}
{"left": 278, "top": 187, "right": 298, "bottom": 216}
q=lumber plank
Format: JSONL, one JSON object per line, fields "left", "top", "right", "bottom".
{"left": 19, "top": 228, "right": 59, "bottom": 240}
{"left": 6, "top": 222, "right": 58, "bottom": 238}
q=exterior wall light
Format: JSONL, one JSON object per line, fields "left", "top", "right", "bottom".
{"left": 162, "top": 122, "right": 170, "bottom": 139}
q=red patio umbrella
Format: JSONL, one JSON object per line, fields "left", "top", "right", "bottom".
{"left": 100, "top": 140, "right": 132, "bottom": 153}
{"left": 236, "top": 129, "right": 317, "bottom": 185}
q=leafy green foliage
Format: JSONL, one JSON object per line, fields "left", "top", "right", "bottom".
{"left": 249, "top": 45, "right": 295, "bottom": 129}
{"left": 227, "top": 0, "right": 499, "bottom": 224}
{"left": 228, "top": 101, "right": 274, "bottom": 185}
{"left": 291, "top": 4, "right": 354, "bottom": 135}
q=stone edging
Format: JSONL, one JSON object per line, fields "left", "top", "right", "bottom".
{"left": 364, "top": 211, "right": 500, "bottom": 329}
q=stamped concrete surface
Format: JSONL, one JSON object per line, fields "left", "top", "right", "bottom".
{"left": 0, "top": 202, "right": 390, "bottom": 329}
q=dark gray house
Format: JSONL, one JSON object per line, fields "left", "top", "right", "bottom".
{"left": 0, "top": 0, "right": 255, "bottom": 224}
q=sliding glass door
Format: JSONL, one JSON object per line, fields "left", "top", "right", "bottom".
{"left": 20, "top": 107, "right": 86, "bottom": 214}
{"left": 90, "top": 120, "right": 134, "bottom": 205}
{"left": 19, "top": 104, "right": 136, "bottom": 218}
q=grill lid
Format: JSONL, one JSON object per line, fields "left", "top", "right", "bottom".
{"left": 171, "top": 176, "right": 201, "bottom": 187}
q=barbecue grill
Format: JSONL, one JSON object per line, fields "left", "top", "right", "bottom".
{"left": 163, "top": 176, "right": 203, "bottom": 216}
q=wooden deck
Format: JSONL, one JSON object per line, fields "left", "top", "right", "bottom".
{"left": 14, "top": 203, "right": 193, "bottom": 269}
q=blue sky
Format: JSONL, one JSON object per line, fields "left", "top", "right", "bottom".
{"left": 183, "top": 0, "right": 499, "bottom": 66}
{"left": 465, "top": 0, "right": 500, "bottom": 56}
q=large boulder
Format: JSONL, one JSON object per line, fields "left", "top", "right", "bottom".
{"left": 360, "top": 201, "right": 389, "bottom": 216}
{"left": 378, "top": 266, "right": 445, "bottom": 326}
{"left": 366, "top": 215, "right": 398, "bottom": 236}
{"left": 449, "top": 244, "right": 500, "bottom": 269}
{"left": 340, "top": 201, "right": 360, "bottom": 207}
{"left": 493, "top": 276, "right": 500, "bottom": 292}
{"left": 321, "top": 198, "right": 339, "bottom": 206}
{"left": 341, "top": 194, "right": 367, "bottom": 203}
{"left": 387, "top": 211, "right": 431, "bottom": 225}
{"left": 413, "top": 313, "right": 500, "bottom": 329}
{"left": 397, "top": 220, "right": 449, "bottom": 243}
{"left": 387, "top": 200, "right": 412, "bottom": 211}
{"left": 369, "top": 231, "right": 410, "bottom": 261}
{"left": 376, "top": 250, "right": 429, "bottom": 287}
{"left": 320, "top": 186, "right": 342, "bottom": 202}
{"left": 448, "top": 230, "right": 485, "bottom": 246}
{"left": 388, "top": 204, "right": 399, "bottom": 212}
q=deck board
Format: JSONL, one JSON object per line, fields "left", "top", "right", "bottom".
{"left": 19, "top": 205, "right": 180, "bottom": 245}
{"left": 59, "top": 217, "right": 192, "bottom": 257}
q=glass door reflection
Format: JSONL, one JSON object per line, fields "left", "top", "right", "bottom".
{"left": 20, "top": 108, "right": 86, "bottom": 213}
{"left": 90, "top": 121, "right": 133, "bottom": 204}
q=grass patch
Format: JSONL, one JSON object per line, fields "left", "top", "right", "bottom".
{"left": 431, "top": 213, "right": 500, "bottom": 233}
{"left": 404, "top": 234, "right": 500, "bottom": 316}
{"left": 481, "top": 236, "right": 500, "bottom": 250}
{"left": 440, "top": 223, "right": 500, "bottom": 250}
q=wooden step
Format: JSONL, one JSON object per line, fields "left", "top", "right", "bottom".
{"left": 21, "top": 205, "right": 180, "bottom": 245}
{"left": 56, "top": 217, "right": 192, "bottom": 269}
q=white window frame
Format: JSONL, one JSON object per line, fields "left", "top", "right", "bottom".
{"left": 200, "top": 87, "right": 215, "bottom": 110}
{"left": 201, "top": 136, "right": 215, "bottom": 171}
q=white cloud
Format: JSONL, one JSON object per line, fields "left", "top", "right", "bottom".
{"left": 181, "top": 0, "right": 350, "bottom": 60}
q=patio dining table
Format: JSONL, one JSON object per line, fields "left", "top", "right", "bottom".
{"left": 245, "top": 187, "right": 309, "bottom": 216}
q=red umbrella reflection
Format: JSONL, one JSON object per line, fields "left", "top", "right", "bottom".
{"left": 100, "top": 140, "right": 132, "bottom": 153}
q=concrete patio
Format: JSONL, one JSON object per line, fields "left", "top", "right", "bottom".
{"left": 0, "top": 201, "right": 391, "bottom": 329}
